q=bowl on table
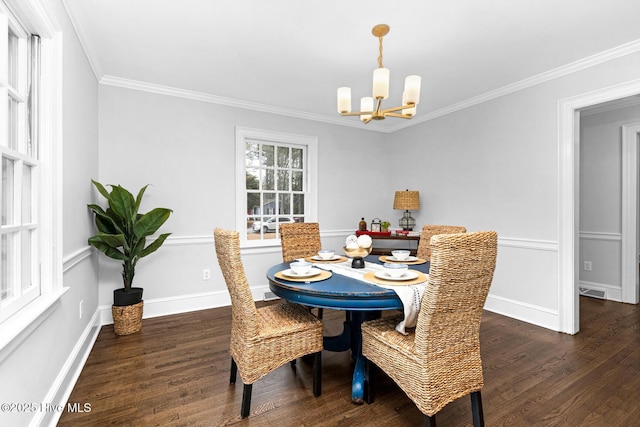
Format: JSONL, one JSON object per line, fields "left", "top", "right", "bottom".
{"left": 343, "top": 245, "right": 372, "bottom": 259}
{"left": 317, "top": 249, "right": 335, "bottom": 260}
{"left": 343, "top": 245, "right": 372, "bottom": 269}
{"left": 383, "top": 262, "right": 409, "bottom": 278}
{"left": 290, "top": 260, "right": 313, "bottom": 275}
{"left": 391, "top": 250, "right": 411, "bottom": 261}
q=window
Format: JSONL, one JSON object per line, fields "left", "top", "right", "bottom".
{"left": 0, "top": 0, "right": 62, "bottom": 341}
{"left": 0, "top": 12, "right": 40, "bottom": 322}
{"left": 236, "top": 126, "right": 317, "bottom": 246}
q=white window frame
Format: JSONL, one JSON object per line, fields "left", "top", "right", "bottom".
{"left": 235, "top": 126, "right": 318, "bottom": 248}
{"left": 0, "top": 11, "right": 37, "bottom": 322}
{"left": 0, "top": 0, "right": 63, "bottom": 352}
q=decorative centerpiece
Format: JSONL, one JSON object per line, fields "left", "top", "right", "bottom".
{"left": 343, "top": 234, "right": 373, "bottom": 268}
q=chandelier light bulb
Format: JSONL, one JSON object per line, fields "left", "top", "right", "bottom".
{"left": 402, "top": 91, "right": 416, "bottom": 116}
{"left": 360, "top": 97, "right": 373, "bottom": 121}
{"left": 337, "top": 87, "right": 352, "bottom": 114}
{"left": 372, "top": 68, "right": 389, "bottom": 100}
{"left": 404, "top": 75, "right": 421, "bottom": 105}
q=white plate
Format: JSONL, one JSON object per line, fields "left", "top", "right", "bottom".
{"left": 386, "top": 255, "right": 418, "bottom": 262}
{"left": 374, "top": 270, "right": 419, "bottom": 281}
{"left": 281, "top": 267, "right": 323, "bottom": 278}
{"left": 310, "top": 255, "right": 341, "bottom": 261}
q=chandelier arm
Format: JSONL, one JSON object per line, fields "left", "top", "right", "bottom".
{"left": 380, "top": 104, "right": 413, "bottom": 114}
{"left": 339, "top": 110, "right": 374, "bottom": 117}
{"left": 384, "top": 112, "right": 414, "bottom": 119}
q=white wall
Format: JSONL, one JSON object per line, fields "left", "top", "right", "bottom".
{"left": 0, "top": 0, "right": 100, "bottom": 426}
{"left": 579, "top": 104, "right": 640, "bottom": 300}
{"left": 390, "top": 50, "right": 640, "bottom": 329}
{"left": 96, "top": 84, "right": 392, "bottom": 319}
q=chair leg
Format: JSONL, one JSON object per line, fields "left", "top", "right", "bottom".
{"left": 364, "top": 358, "right": 374, "bottom": 404}
{"left": 424, "top": 414, "right": 437, "bottom": 427}
{"left": 312, "top": 351, "right": 322, "bottom": 396}
{"left": 317, "top": 308, "right": 324, "bottom": 319}
{"left": 241, "top": 384, "right": 252, "bottom": 418}
{"left": 471, "top": 391, "right": 484, "bottom": 427}
{"left": 230, "top": 358, "right": 237, "bottom": 384}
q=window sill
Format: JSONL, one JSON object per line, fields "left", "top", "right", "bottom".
{"left": 0, "top": 287, "right": 69, "bottom": 363}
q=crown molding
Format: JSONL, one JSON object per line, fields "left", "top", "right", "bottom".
{"left": 60, "top": 0, "right": 102, "bottom": 82}
{"left": 98, "top": 39, "right": 640, "bottom": 134}
{"left": 386, "top": 39, "right": 640, "bottom": 132}
{"left": 99, "top": 75, "right": 377, "bottom": 131}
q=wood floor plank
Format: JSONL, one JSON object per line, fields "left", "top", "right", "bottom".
{"left": 58, "top": 297, "right": 639, "bottom": 426}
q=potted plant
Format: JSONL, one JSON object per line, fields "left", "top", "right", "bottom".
{"left": 381, "top": 221, "right": 391, "bottom": 232}
{"left": 87, "top": 180, "right": 172, "bottom": 335}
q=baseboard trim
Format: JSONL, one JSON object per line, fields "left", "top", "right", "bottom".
{"left": 34, "top": 309, "right": 101, "bottom": 427}
{"left": 484, "top": 294, "right": 560, "bottom": 332}
{"left": 98, "top": 288, "right": 258, "bottom": 325}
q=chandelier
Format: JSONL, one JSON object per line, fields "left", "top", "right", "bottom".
{"left": 337, "top": 24, "right": 421, "bottom": 124}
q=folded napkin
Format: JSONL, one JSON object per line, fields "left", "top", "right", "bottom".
{"left": 312, "top": 260, "right": 426, "bottom": 335}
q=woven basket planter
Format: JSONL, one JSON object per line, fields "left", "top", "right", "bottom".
{"left": 112, "top": 301, "right": 144, "bottom": 335}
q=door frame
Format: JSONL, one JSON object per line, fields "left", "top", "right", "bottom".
{"left": 558, "top": 78, "right": 640, "bottom": 334}
{"left": 622, "top": 122, "right": 640, "bottom": 304}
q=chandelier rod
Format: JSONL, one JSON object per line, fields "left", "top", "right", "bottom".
{"left": 377, "top": 34, "right": 384, "bottom": 68}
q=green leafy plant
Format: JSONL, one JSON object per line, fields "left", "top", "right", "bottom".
{"left": 87, "top": 180, "right": 172, "bottom": 292}
{"left": 381, "top": 221, "right": 391, "bottom": 230}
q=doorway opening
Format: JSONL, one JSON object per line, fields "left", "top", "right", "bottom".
{"left": 558, "top": 80, "right": 640, "bottom": 334}
{"left": 578, "top": 102, "right": 640, "bottom": 304}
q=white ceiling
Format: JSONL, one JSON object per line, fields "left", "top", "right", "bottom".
{"left": 62, "top": 0, "right": 640, "bottom": 132}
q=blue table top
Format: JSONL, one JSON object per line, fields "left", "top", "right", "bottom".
{"left": 266, "top": 255, "right": 430, "bottom": 311}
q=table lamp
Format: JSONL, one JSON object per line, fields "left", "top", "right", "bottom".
{"left": 393, "top": 190, "right": 420, "bottom": 231}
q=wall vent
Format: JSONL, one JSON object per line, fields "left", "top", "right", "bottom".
{"left": 579, "top": 287, "right": 606, "bottom": 299}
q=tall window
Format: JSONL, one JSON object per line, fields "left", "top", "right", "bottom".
{"left": 236, "top": 126, "right": 317, "bottom": 246}
{"left": 0, "top": 9, "right": 41, "bottom": 323}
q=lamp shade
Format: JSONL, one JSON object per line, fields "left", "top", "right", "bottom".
{"left": 393, "top": 190, "right": 420, "bottom": 210}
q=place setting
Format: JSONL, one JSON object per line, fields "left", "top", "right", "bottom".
{"left": 378, "top": 250, "right": 427, "bottom": 265}
{"left": 364, "top": 262, "right": 428, "bottom": 286}
{"left": 304, "top": 249, "right": 347, "bottom": 263}
{"left": 275, "top": 259, "right": 333, "bottom": 282}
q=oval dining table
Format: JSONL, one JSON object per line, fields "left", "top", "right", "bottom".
{"left": 266, "top": 255, "right": 430, "bottom": 403}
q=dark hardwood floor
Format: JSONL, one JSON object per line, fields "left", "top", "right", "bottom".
{"left": 58, "top": 297, "right": 640, "bottom": 426}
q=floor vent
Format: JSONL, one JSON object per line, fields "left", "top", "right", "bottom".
{"left": 579, "top": 287, "right": 606, "bottom": 299}
{"left": 263, "top": 291, "right": 280, "bottom": 301}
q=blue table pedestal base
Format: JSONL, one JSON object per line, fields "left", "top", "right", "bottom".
{"left": 323, "top": 310, "right": 380, "bottom": 403}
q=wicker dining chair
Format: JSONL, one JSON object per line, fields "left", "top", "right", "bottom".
{"left": 280, "top": 222, "right": 324, "bottom": 318}
{"left": 280, "top": 222, "right": 322, "bottom": 262}
{"left": 362, "top": 231, "right": 498, "bottom": 427}
{"left": 213, "top": 228, "right": 324, "bottom": 418}
{"left": 416, "top": 224, "right": 467, "bottom": 261}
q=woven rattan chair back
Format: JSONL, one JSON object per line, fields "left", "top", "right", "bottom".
{"left": 362, "top": 231, "right": 496, "bottom": 425}
{"left": 416, "top": 224, "right": 467, "bottom": 260}
{"left": 214, "top": 227, "right": 324, "bottom": 418}
{"left": 414, "top": 231, "right": 497, "bottom": 398}
{"left": 280, "top": 222, "right": 322, "bottom": 262}
{"left": 213, "top": 228, "right": 259, "bottom": 338}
